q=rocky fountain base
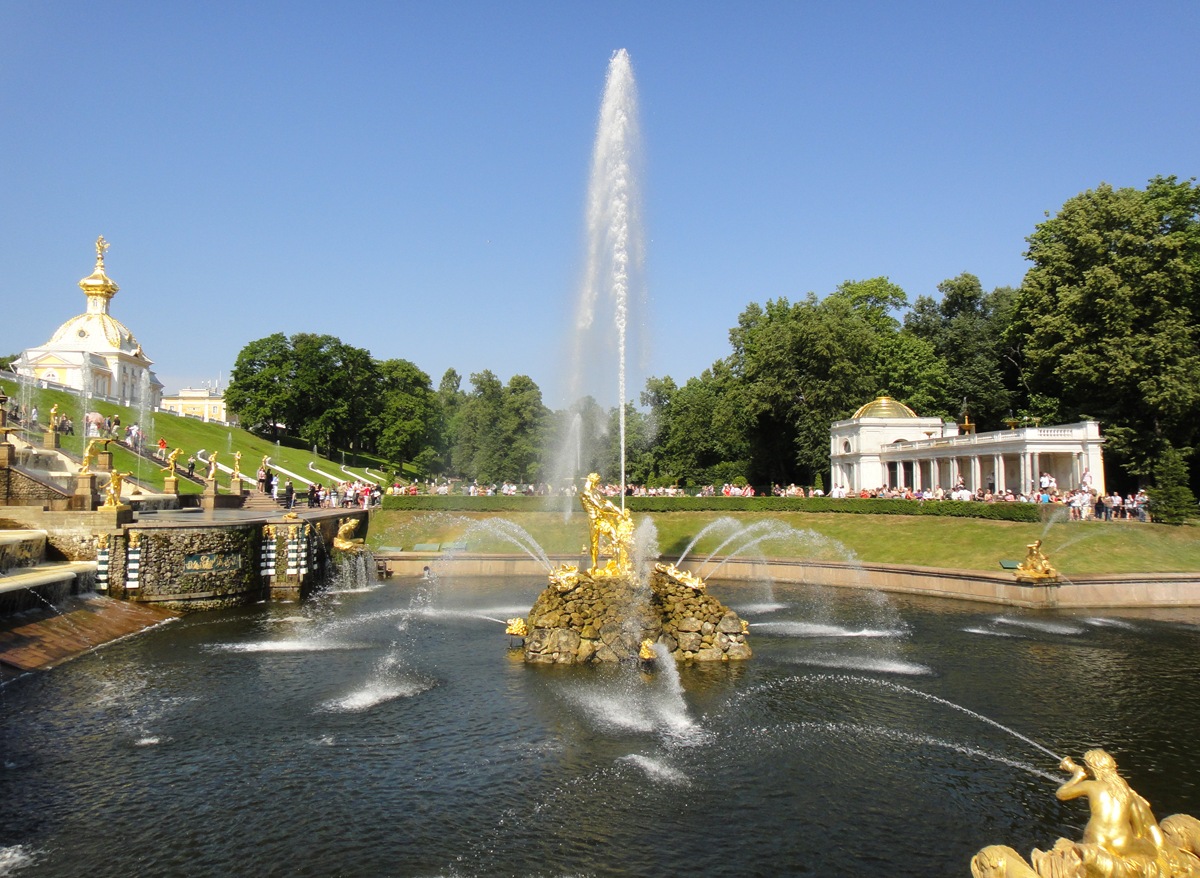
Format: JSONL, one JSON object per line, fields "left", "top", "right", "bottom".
{"left": 512, "top": 473, "right": 751, "bottom": 664}
{"left": 521, "top": 561, "right": 751, "bottom": 664}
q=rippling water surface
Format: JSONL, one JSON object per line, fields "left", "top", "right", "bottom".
{"left": 2, "top": 577, "right": 1199, "bottom": 877}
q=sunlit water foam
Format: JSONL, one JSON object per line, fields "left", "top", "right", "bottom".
{"left": 0, "top": 845, "right": 35, "bottom": 876}
{"left": 787, "top": 654, "right": 933, "bottom": 676}
{"left": 617, "top": 753, "right": 690, "bottom": 786}
{"left": 207, "top": 639, "right": 370, "bottom": 653}
{"left": 994, "top": 616, "right": 1085, "bottom": 636}
{"left": 754, "top": 621, "right": 903, "bottom": 638}
{"left": 964, "top": 627, "right": 1019, "bottom": 638}
{"left": 320, "top": 678, "right": 434, "bottom": 712}
{"left": 734, "top": 602, "right": 789, "bottom": 615}
{"left": 1084, "top": 617, "right": 1136, "bottom": 630}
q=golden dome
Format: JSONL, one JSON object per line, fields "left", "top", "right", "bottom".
{"left": 851, "top": 396, "right": 919, "bottom": 419}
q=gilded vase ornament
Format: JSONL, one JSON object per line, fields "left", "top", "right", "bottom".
{"left": 971, "top": 749, "right": 1200, "bottom": 877}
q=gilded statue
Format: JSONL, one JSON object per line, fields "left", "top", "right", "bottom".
{"left": 232, "top": 451, "right": 242, "bottom": 481}
{"left": 207, "top": 451, "right": 219, "bottom": 480}
{"left": 102, "top": 471, "right": 129, "bottom": 508}
{"left": 95, "top": 235, "right": 109, "bottom": 262}
{"left": 49, "top": 404, "right": 59, "bottom": 428}
{"left": 162, "top": 447, "right": 181, "bottom": 475}
{"left": 654, "top": 561, "right": 705, "bottom": 591}
{"left": 579, "top": 472, "right": 635, "bottom": 576}
{"left": 1015, "top": 539, "right": 1059, "bottom": 582}
{"left": 505, "top": 618, "right": 529, "bottom": 637}
{"left": 80, "top": 438, "right": 108, "bottom": 475}
{"left": 333, "top": 518, "right": 362, "bottom": 551}
{"left": 971, "top": 749, "right": 1200, "bottom": 878}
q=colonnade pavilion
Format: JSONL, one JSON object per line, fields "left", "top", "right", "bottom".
{"left": 829, "top": 396, "right": 1106, "bottom": 496}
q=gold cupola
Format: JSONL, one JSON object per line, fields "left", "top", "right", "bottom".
{"left": 78, "top": 235, "right": 120, "bottom": 313}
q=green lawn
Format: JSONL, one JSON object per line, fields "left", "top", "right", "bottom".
{"left": 1, "top": 378, "right": 397, "bottom": 493}
{"left": 369, "top": 509, "right": 1200, "bottom": 575}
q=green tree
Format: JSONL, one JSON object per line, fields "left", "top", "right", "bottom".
{"left": 1012, "top": 176, "right": 1200, "bottom": 479}
{"left": 373, "top": 359, "right": 441, "bottom": 471}
{"left": 1145, "top": 445, "right": 1198, "bottom": 524}
{"left": 497, "top": 374, "right": 548, "bottom": 482}
{"left": 904, "top": 273, "right": 1016, "bottom": 427}
{"left": 225, "top": 333, "right": 297, "bottom": 438}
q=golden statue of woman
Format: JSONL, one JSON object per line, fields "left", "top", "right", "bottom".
{"left": 207, "top": 451, "right": 219, "bottom": 480}
{"left": 232, "top": 451, "right": 242, "bottom": 480}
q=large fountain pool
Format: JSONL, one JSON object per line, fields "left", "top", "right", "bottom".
{"left": 2, "top": 576, "right": 1199, "bottom": 877}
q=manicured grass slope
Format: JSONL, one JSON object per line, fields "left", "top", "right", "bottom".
{"left": 0, "top": 378, "right": 394, "bottom": 493}
{"left": 370, "top": 509, "right": 1200, "bottom": 575}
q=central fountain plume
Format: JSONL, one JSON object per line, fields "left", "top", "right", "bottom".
{"left": 515, "top": 473, "right": 751, "bottom": 663}
{"left": 561, "top": 48, "right": 644, "bottom": 500}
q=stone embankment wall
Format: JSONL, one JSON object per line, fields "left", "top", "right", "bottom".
{"left": 523, "top": 566, "right": 751, "bottom": 663}
{"left": 0, "top": 466, "right": 73, "bottom": 510}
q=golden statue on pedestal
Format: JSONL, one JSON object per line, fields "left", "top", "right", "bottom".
{"left": 80, "top": 438, "right": 109, "bottom": 475}
{"left": 579, "top": 472, "right": 635, "bottom": 576}
{"left": 232, "top": 451, "right": 242, "bottom": 481}
{"left": 101, "top": 471, "right": 129, "bottom": 508}
{"left": 972, "top": 749, "right": 1200, "bottom": 877}
{"left": 207, "top": 452, "right": 219, "bottom": 480}
{"left": 162, "top": 447, "right": 181, "bottom": 475}
{"left": 1015, "top": 539, "right": 1059, "bottom": 583}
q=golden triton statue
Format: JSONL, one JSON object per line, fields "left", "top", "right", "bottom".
{"left": 333, "top": 518, "right": 362, "bottom": 551}
{"left": 1015, "top": 539, "right": 1059, "bottom": 583}
{"left": 971, "top": 749, "right": 1200, "bottom": 877}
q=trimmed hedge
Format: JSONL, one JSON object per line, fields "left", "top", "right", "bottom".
{"left": 382, "top": 493, "right": 1044, "bottom": 522}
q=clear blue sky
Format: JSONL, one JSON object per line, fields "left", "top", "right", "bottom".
{"left": 3, "top": 2, "right": 1197, "bottom": 407}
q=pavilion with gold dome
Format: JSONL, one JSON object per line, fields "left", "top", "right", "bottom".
{"left": 12, "top": 237, "right": 163, "bottom": 407}
{"left": 829, "top": 395, "right": 1106, "bottom": 496}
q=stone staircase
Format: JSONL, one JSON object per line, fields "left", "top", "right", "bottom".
{"left": 0, "top": 530, "right": 96, "bottom": 613}
{"left": 241, "top": 489, "right": 284, "bottom": 511}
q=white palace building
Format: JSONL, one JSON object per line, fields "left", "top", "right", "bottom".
{"left": 829, "top": 396, "right": 1106, "bottom": 496}
{"left": 12, "top": 237, "right": 163, "bottom": 407}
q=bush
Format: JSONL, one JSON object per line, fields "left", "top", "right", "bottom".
{"left": 382, "top": 493, "right": 1043, "bottom": 522}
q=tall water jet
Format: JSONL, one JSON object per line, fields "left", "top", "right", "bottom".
{"left": 567, "top": 48, "right": 645, "bottom": 502}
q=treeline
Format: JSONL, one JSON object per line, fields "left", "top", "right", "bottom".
{"left": 226, "top": 176, "right": 1200, "bottom": 498}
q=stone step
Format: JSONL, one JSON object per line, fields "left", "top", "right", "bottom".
{"left": 0, "top": 561, "right": 97, "bottom": 597}
{"left": 0, "top": 529, "right": 48, "bottom": 573}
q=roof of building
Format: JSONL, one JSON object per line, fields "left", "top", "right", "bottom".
{"left": 851, "top": 395, "right": 919, "bottom": 420}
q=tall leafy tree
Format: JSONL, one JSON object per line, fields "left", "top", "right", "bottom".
{"left": 904, "top": 273, "right": 1016, "bottom": 426}
{"left": 373, "top": 359, "right": 441, "bottom": 471}
{"left": 226, "top": 333, "right": 299, "bottom": 438}
{"left": 1012, "top": 176, "right": 1200, "bottom": 479}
